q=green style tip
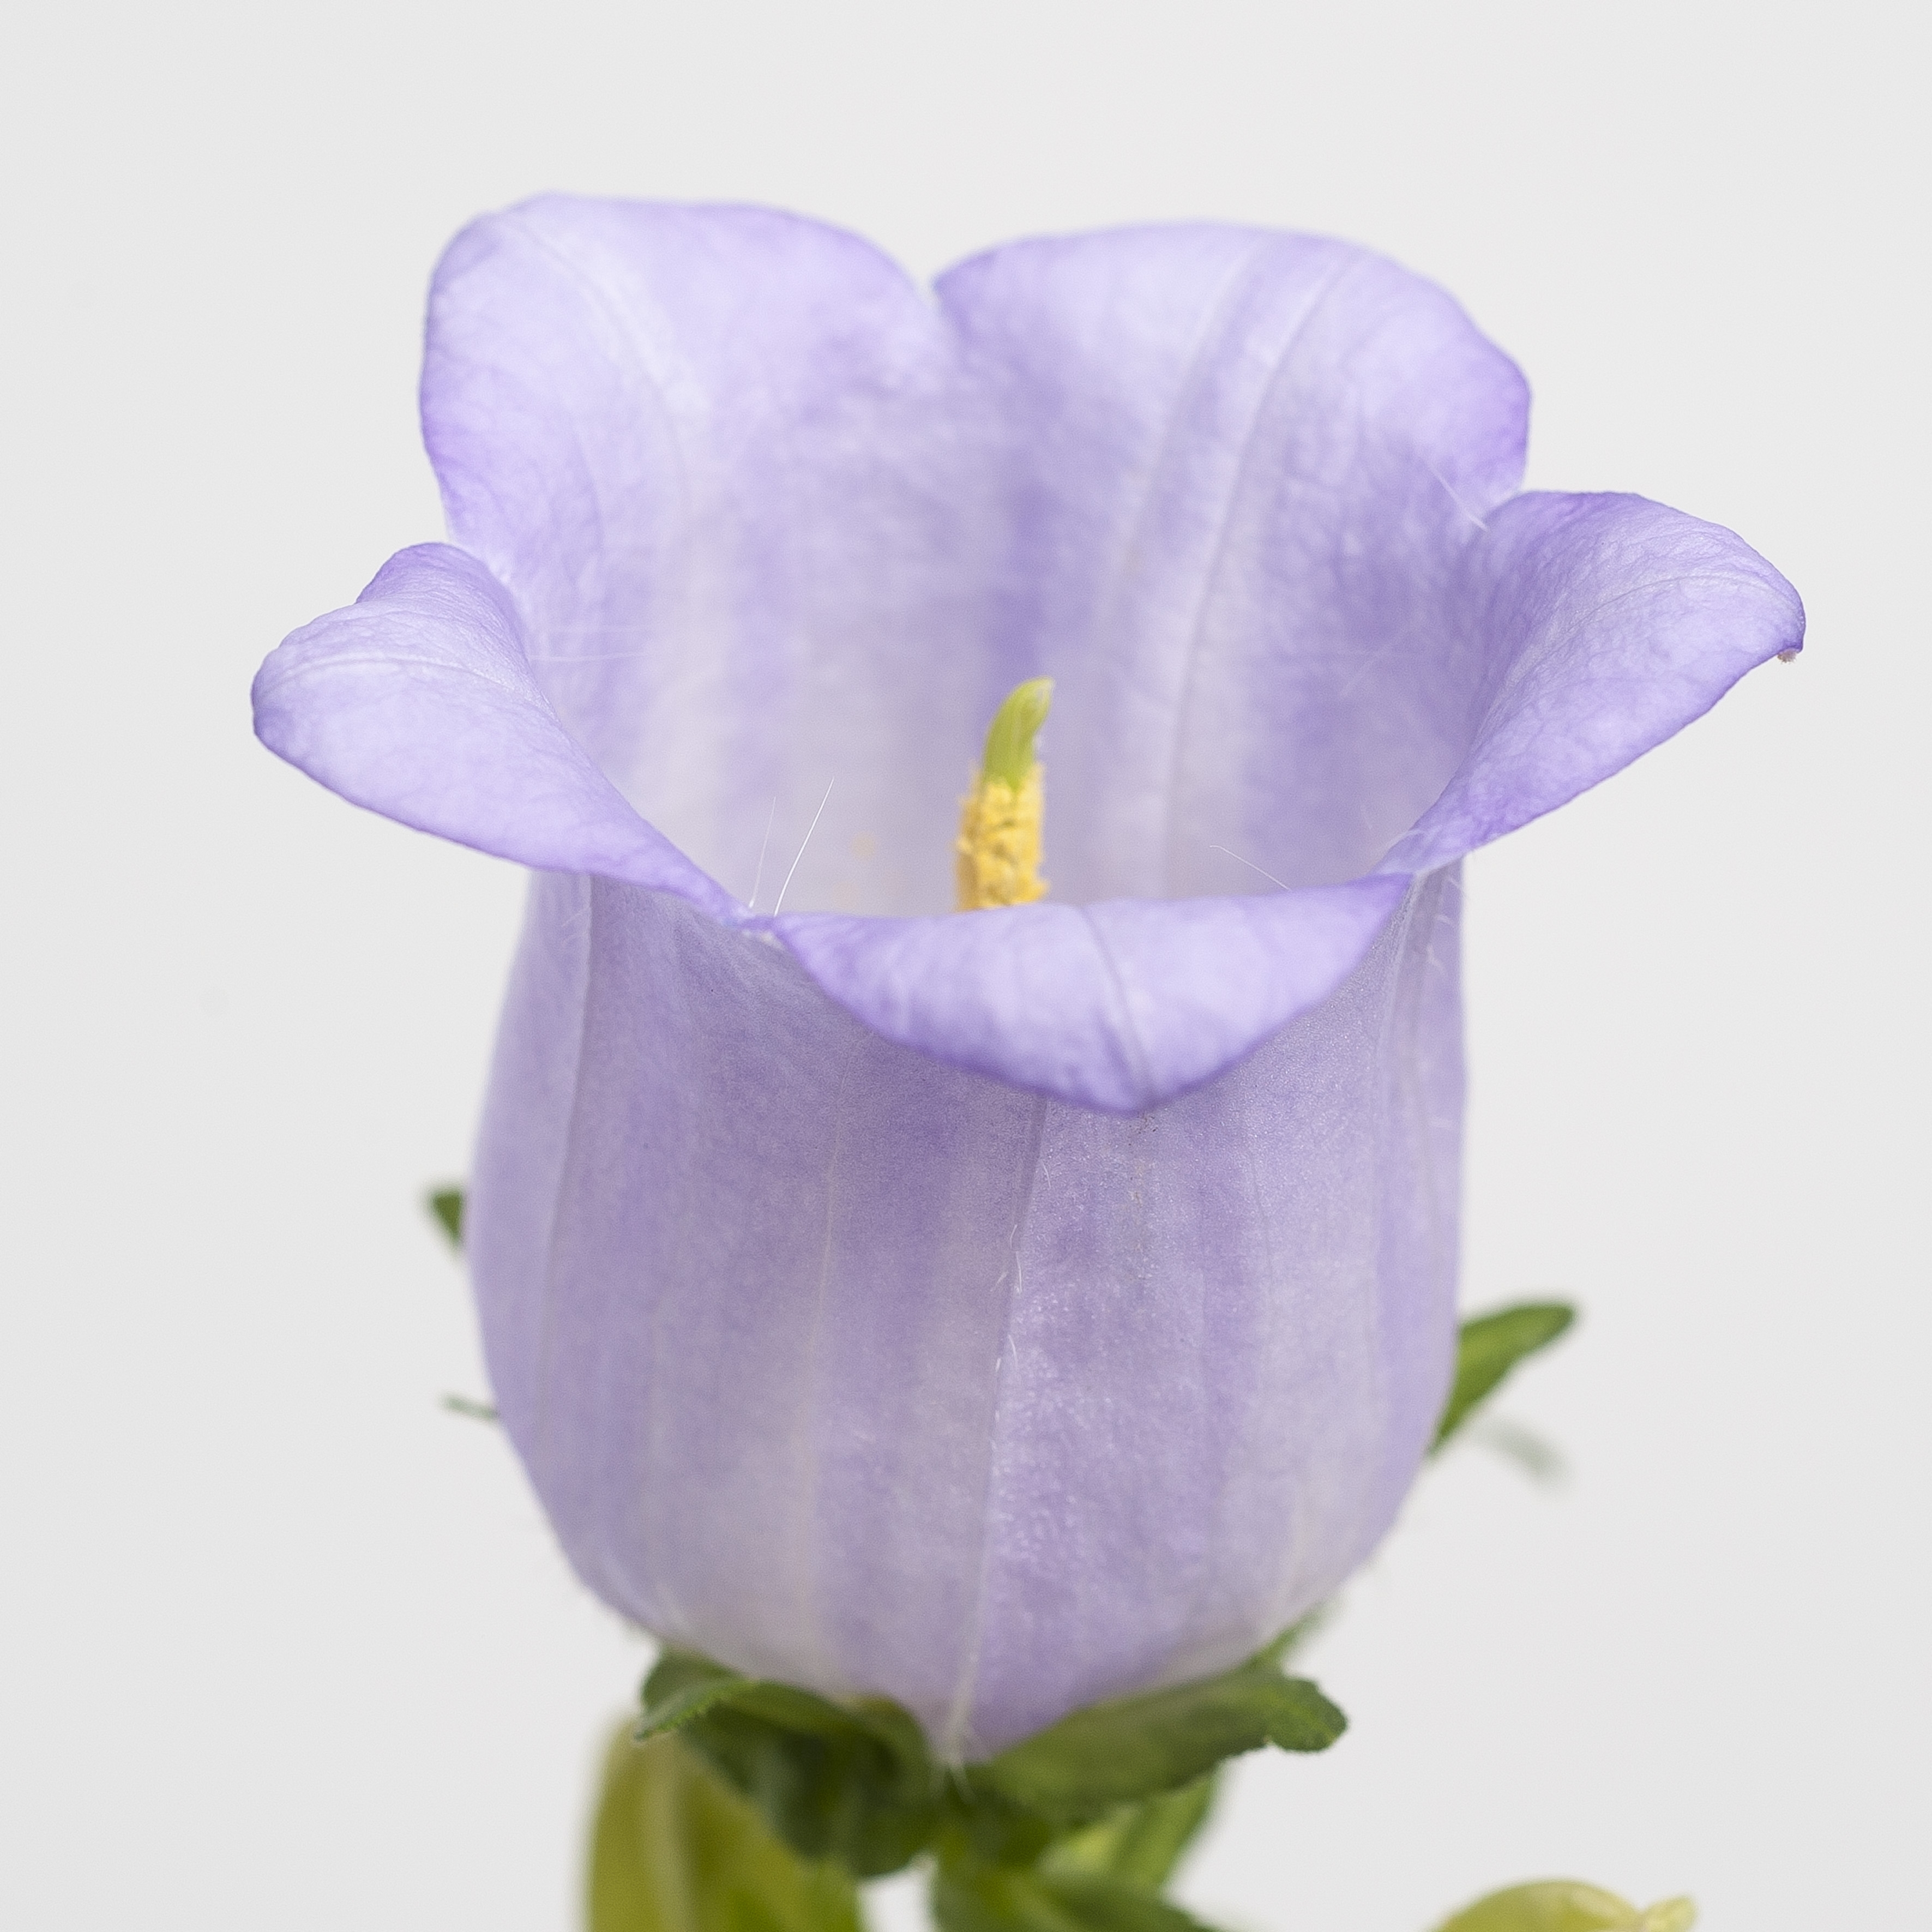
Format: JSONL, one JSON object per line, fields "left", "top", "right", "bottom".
{"left": 980, "top": 678, "right": 1054, "bottom": 790}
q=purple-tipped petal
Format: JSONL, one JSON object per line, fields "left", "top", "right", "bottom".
{"left": 1382, "top": 492, "right": 1805, "bottom": 874}
{"left": 251, "top": 543, "right": 731, "bottom": 911}
{"left": 936, "top": 224, "right": 1529, "bottom": 898}
{"left": 422, "top": 198, "right": 977, "bottom": 914}
{"left": 774, "top": 876, "right": 1410, "bottom": 1112}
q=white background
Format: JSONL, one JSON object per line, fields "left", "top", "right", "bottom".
{"left": 3, "top": 2, "right": 1924, "bottom": 1926}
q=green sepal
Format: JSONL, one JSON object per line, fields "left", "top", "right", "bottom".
{"left": 640, "top": 1651, "right": 940, "bottom": 1879}
{"left": 427, "top": 1185, "right": 465, "bottom": 1248}
{"left": 936, "top": 1861, "right": 1219, "bottom": 1932}
{"left": 1040, "top": 1774, "right": 1218, "bottom": 1890}
{"left": 1250, "top": 1612, "right": 1321, "bottom": 1669}
{"left": 587, "top": 1726, "right": 863, "bottom": 1932}
{"left": 932, "top": 1783, "right": 1062, "bottom": 1870}
{"left": 637, "top": 1653, "right": 760, "bottom": 1738}
{"left": 1433, "top": 1302, "right": 1576, "bottom": 1450}
{"left": 1432, "top": 1881, "right": 1694, "bottom": 1932}
{"left": 973, "top": 1660, "right": 1344, "bottom": 1824}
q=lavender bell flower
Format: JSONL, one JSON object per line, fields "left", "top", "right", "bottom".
{"left": 252, "top": 199, "right": 1802, "bottom": 1758}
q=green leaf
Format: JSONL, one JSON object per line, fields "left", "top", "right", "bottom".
{"left": 1036, "top": 1875, "right": 1217, "bottom": 1932}
{"left": 427, "top": 1185, "right": 465, "bottom": 1248}
{"left": 1431, "top": 1881, "right": 1695, "bottom": 1932}
{"left": 587, "top": 1726, "right": 862, "bottom": 1932}
{"left": 1434, "top": 1302, "right": 1575, "bottom": 1449}
{"left": 1041, "top": 1774, "right": 1218, "bottom": 1890}
{"left": 936, "top": 1863, "right": 1218, "bottom": 1932}
{"left": 640, "top": 1652, "right": 940, "bottom": 1879}
{"left": 975, "top": 1663, "right": 1344, "bottom": 1823}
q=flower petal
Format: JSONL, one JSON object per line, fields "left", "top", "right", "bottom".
{"left": 773, "top": 876, "right": 1411, "bottom": 1112}
{"left": 251, "top": 542, "right": 732, "bottom": 911}
{"left": 1381, "top": 492, "right": 1805, "bottom": 875}
{"left": 935, "top": 223, "right": 1530, "bottom": 898}
{"left": 422, "top": 196, "right": 977, "bottom": 914}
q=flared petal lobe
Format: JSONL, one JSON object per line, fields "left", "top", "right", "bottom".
{"left": 420, "top": 197, "right": 979, "bottom": 917}
{"left": 774, "top": 880, "right": 1409, "bottom": 1113}
{"left": 932, "top": 225, "right": 1530, "bottom": 901}
{"left": 471, "top": 866, "right": 1465, "bottom": 1756}
{"left": 250, "top": 543, "right": 731, "bottom": 910}
{"left": 1382, "top": 491, "right": 1805, "bottom": 874}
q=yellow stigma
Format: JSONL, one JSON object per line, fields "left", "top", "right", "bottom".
{"left": 955, "top": 678, "right": 1052, "bottom": 911}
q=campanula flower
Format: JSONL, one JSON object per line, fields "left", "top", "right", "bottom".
{"left": 254, "top": 200, "right": 1801, "bottom": 1755}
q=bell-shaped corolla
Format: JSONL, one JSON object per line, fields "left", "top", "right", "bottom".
{"left": 252, "top": 200, "right": 1802, "bottom": 1757}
